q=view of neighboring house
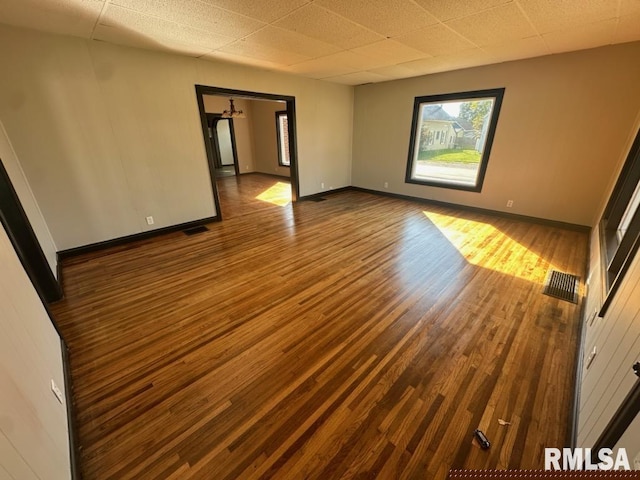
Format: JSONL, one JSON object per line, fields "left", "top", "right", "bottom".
{"left": 419, "top": 105, "right": 477, "bottom": 153}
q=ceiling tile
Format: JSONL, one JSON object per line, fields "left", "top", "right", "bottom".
{"left": 395, "top": 24, "right": 477, "bottom": 56}
{"left": 446, "top": 3, "right": 536, "bottom": 46}
{"left": 200, "top": 0, "right": 311, "bottom": 23}
{"left": 241, "top": 25, "right": 339, "bottom": 58}
{"left": 543, "top": 18, "right": 616, "bottom": 54}
{"left": 369, "top": 63, "right": 420, "bottom": 79}
{"left": 100, "top": 6, "right": 235, "bottom": 51}
{"left": 203, "top": 50, "right": 290, "bottom": 71}
{"left": 482, "top": 35, "right": 549, "bottom": 62}
{"left": 614, "top": 13, "right": 640, "bottom": 43}
{"left": 396, "top": 56, "right": 449, "bottom": 75}
{"left": 93, "top": 24, "right": 212, "bottom": 57}
{"left": 0, "top": 0, "right": 103, "bottom": 38}
{"left": 274, "top": 4, "right": 384, "bottom": 49}
{"left": 315, "top": 0, "right": 439, "bottom": 37}
{"left": 414, "top": 0, "right": 513, "bottom": 21}
{"left": 110, "top": 0, "right": 265, "bottom": 38}
{"left": 218, "top": 39, "right": 310, "bottom": 65}
{"left": 350, "top": 39, "right": 426, "bottom": 66}
{"left": 285, "top": 51, "right": 382, "bottom": 78}
{"left": 398, "top": 48, "right": 492, "bottom": 76}
{"left": 323, "top": 71, "right": 391, "bottom": 85}
{"left": 518, "top": 0, "right": 617, "bottom": 34}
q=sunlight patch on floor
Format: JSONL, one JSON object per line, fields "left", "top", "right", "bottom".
{"left": 423, "top": 210, "right": 557, "bottom": 282}
{"left": 256, "top": 182, "right": 292, "bottom": 206}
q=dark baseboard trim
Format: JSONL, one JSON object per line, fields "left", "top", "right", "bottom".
{"left": 349, "top": 187, "right": 590, "bottom": 232}
{"left": 299, "top": 186, "right": 352, "bottom": 201}
{"left": 56, "top": 259, "right": 64, "bottom": 295}
{"left": 58, "top": 216, "right": 219, "bottom": 260}
{"left": 61, "top": 339, "right": 81, "bottom": 480}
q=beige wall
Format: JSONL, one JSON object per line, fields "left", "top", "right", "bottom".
{"left": 352, "top": 42, "right": 640, "bottom": 226}
{"left": 0, "top": 120, "right": 57, "bottom": 276}
{"left": 0, "top": 222, "right": 70, "bottom": 479}
{"left": 0, "top": 24, "right": 353, "bottom": 250}
{"left": 250, "top": 99, "right": 290, "bottom": 177}
{"left": 577, "top": 111, "right": 640, "bottom": 448}
{"left": 203, "top": 95, "right": 255, "bottom": 173}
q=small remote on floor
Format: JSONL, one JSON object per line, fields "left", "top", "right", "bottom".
{"left": 474, "top": 429, "right": 491, "bottom": 449}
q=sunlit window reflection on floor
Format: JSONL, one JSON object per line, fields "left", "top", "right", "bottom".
{"left": 256, "top": 182, "right": 292, "bottom": 206}
{"left": 423, "top": 210, "right": 558, "bottom": 282}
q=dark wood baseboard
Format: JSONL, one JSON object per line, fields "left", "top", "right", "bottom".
{"left": 349, "top": 186, "right": 590, "bottom": 232}
{"left": 299, "top": 186, "right": 351, "bottom": 201}
{"left": 57, "top": 216, "right": 219, "bottom": 260}
{"left": 61, "top": 339, "right": 81, "bottom": 480}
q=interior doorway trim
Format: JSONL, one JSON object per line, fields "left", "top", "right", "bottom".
{"left": 206, "top": 113, "right": 240, "bottom": 176}
{"left": 0, "top": 158, "right": 62, "bottom": 304}
{"left": 195, "top": 85, "right": 300, "bottom": 220}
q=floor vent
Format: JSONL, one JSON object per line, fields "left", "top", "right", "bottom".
{"left": 183, "top": 226, "right": 209, "bottom": 236}
{"left": 308, "top": 197, "right": 327, "bottom": 202}
{"left": 543, "top": 270, "right": 579, "bottom": 303}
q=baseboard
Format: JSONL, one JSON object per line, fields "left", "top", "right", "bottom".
{"left": 61, "top": 339, "right": 81, "bottom": 479}
{"left": 299, "top": 186, "right": 352, "bottom": 201}
{"left": 58, "top": 216, "right": 219, "bottom": 260}
{"left": 349, "top": 186, "right": 590, "bottom": 232}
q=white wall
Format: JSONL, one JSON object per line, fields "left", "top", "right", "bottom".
{"left": 0, "top": 24, "right": 353, "bottom": 250}
{"left": 577, "top": 112, "right": 640, "bottom": 448}
{"left": 0, "top": 222, "right": 70, "bottom": 479}
{"left": 0, "top": 120, "right": 57, "bottom": 276}
{"left": 250, "top": 99, "right": 290, "bottom": 177}
{"left": 352, "top": 42, "right": 640, "bottom": 227}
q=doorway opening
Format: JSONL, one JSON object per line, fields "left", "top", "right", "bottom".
{"left": 206, "top": 113, "right": 240, "bottom": 178}
{"left": 195, "top": 86, "right": 299, "bottom": 220}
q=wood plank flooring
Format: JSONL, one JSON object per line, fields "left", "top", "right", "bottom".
{"left": 216, "top": 173, "right": 291, "bottom": 220}
{"left": 51, "top": 181, "right": 588, "bottom": 479}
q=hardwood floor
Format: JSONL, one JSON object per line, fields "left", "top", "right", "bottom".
{"left": 51, "top": 186, "right": 588, "bottom": 479}
{"left": 216, "top": 173, "right": 292, "bottom": 220}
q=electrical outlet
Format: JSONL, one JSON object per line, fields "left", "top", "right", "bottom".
{"left": 51, "top": 379, "right": 63, "bottom": 404}
{"left": 506, "top": 200, "right": 514, "bottom": 208}
{"left": 321, "top": 182, "right": 325, "bottom": 189}
{"left": 146, "top": 216, "right": 154, "bottom": 225}
{"left": 384, "top": 182, "right": 389, "bottom": 189}
{"left": 586, "top": 346, "right": 597, "bottom": 369}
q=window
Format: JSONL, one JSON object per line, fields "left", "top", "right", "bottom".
{"left": 276, "top": 111, "right": 290, "bottom": 167}
{"left": 405, "top": 88, "right": 505, "bottom": 192}
{"left": 599, "top": 128, "right": 640, "bottom": 316}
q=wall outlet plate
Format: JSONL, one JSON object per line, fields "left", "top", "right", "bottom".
{"left": 146, "top": 216, "right": 154, "bottom": 225}
{"left": 51, "top": 379, "right": 64, "bottom": 404}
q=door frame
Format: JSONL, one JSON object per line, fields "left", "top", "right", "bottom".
{"left": 0, "top": 158, "right": 62, "bottom": 304}
{"left": 195, "top": 85, "right": 300, "bottom": 220}
{"left": 206, "top": 113, "right": 240, "bottom": 176}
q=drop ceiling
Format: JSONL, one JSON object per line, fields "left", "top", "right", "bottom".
{"left": 0, "top": 0, "right": 639, "bottom": 85}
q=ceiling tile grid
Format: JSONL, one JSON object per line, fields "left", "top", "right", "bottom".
{"left": 273, "top": 4, "right": 385, "bottom": 50}
{"left": 0, "top": 0, "right": 639, "bottom": 85}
